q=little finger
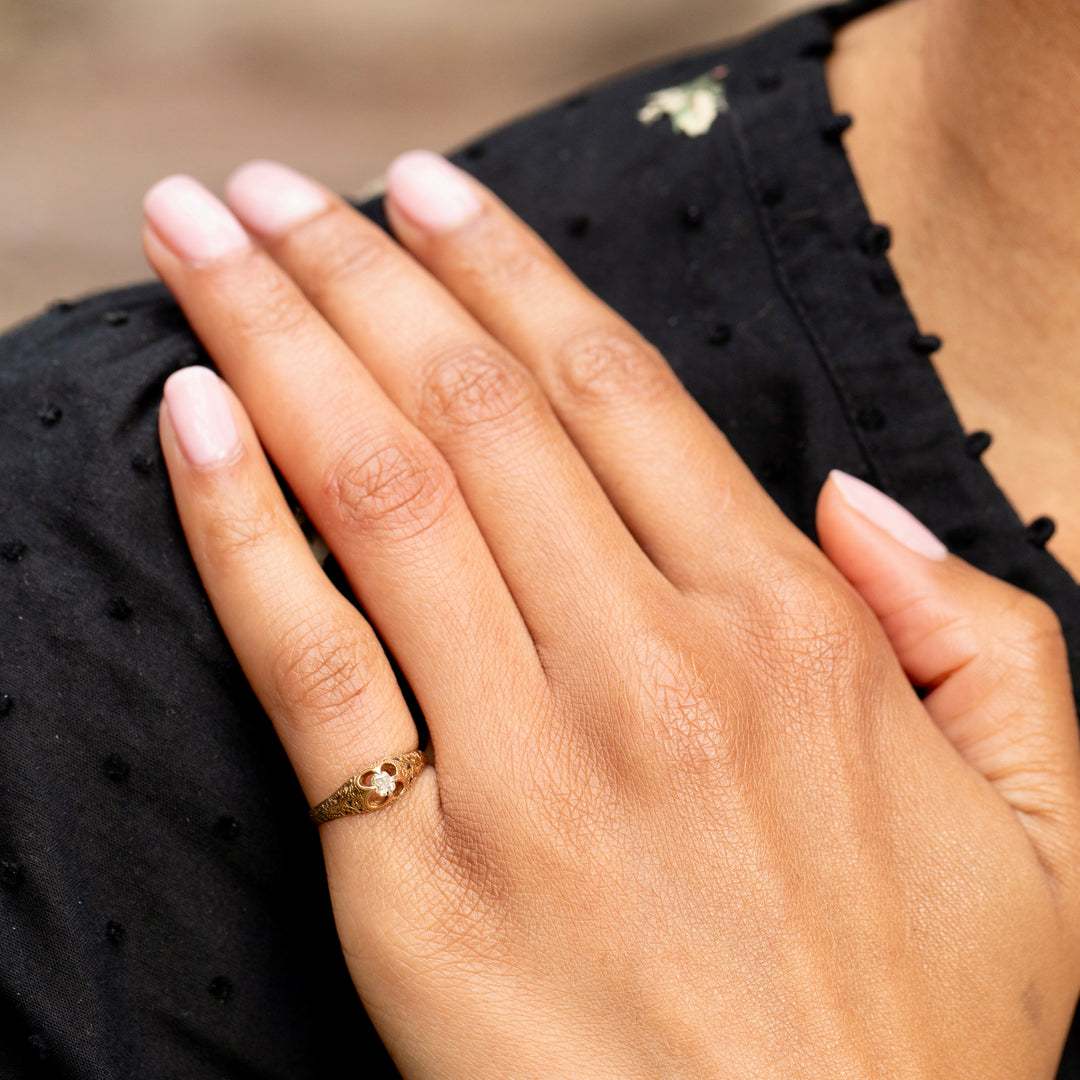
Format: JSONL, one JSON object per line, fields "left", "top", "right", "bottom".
{"left": 158, "top": 365, "right": 435, "bottom": 846}
{"left": 142, "top": 177, "right": 543, "bottom": 780}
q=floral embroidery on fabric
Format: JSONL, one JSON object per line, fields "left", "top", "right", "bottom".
{"left": 637, "top": 66, "right": 729, "bottom": 138}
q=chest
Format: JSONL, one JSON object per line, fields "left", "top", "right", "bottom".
{"left": 932, "top": 352, "right": 1080, "bottom": 581}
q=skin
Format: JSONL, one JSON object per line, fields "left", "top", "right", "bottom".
{"left": 827, "top": 0, "right": 1080, "bottom": 576}
{"left": 141, "top": 142, "right": 1080, "bottom": 1078}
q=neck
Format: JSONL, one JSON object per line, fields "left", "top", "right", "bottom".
{"left": 830, "top": 0, "right": 1080, "bottom": 311}
{"left": 920, "top": 0, "right": 1080, "bottom": 263}
{"left": 826, "top": 0, "right": 1080, "bottom": 577}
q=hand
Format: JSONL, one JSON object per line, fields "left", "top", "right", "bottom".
{"left": 144, "top": 154, "right": 1080, "bottom": 1079}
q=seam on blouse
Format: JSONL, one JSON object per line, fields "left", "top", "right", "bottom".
{"left": 724, "top": 97, "right": 891, "bottom": 493}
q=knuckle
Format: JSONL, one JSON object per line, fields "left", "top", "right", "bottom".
{"left": 1009, "top": 590, "right": 1064, "bottom": 641}
{"left": 270, "top": 612, "right": 384, "bottom": 730}
{"left": 717, "top": 566, "right": 891, "bottom": 750}
{"left": 555, "top": 327, "right": 677, "bottom": 409}
{"left": 620, "top": 618, "right": 738, "bottom": 775}
{"left": 452, "top": 227, "right": 549, "bottom": 293}
{"left": 290, "top": 209, "right": 392, "bottom": 299}
{"left": 416, "top": 343, "right": 539, "bottom": 443}
{"left": 200, "top": 501, "right": 286, "bottom": 570}
{"left": 323, "top": 433, "right": 457, "bottom": 542}
{"left": 221, "top": 262, "right": 313, "bottom": 344}
{"left": 996, "top": 588, "right": 1068, "bottom": 670}
{"left": 735, "top": 560, "right": 875, "bottom": 674}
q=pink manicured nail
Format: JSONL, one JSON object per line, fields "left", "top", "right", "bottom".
{"left": 830, "top": 470, "right": 948, "bottom": 560}
{"left": 225, "top": 160, "right": 329, "bottom": 237}
{"left": 144, "top": 176, "right": 250, "bottom": 263}
{"left": 163, "top": 367, "right": 241, "bottom": 467}
{"left": 385, "top": 151, "right": 482, "bottom": 232}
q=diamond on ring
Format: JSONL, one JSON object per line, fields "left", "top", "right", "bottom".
{"left": 371, "top": 770, "right": 396, "bottom": 797}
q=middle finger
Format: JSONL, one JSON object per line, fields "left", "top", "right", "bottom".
{"left": 142, "top": 175, "right": 542, "bottom": 767}
{"left": 221, "top": 161, "right": 668, "bottom": 650}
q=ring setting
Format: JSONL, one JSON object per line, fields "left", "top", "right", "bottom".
{"left": 309, "top": 750, "right": 427, "bottom": 824}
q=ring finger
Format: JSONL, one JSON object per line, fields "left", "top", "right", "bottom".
{"left": 220, "top": 161, "right": 667, "bottom": 652}
{"left": 143, "top": 177, "right": 544, "bottom": 781}
{"left": 157, "top": 365, "right": 432, "bottom": 837}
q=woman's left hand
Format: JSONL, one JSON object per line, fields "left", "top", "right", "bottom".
{"left": 145, "top": 155, "right": 1080, "bottom": 1079}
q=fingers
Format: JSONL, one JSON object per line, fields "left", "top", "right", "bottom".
{"left": 220, "top": 160, "right": 662, "bottom": 650}
{"left": 378, "top": 151, "right": 802, "bottom": 593}
{"left": 817, "top": 470, "right": 1080, "bottom": 885}
{"left": 142, "top": 176, "right": 544, "bottom": 772}
{"left": 157, "top": 366, "right": 429, "bottom": 830}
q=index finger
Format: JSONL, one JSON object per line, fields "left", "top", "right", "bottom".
{"left": 383, "top": 152, "right": 812, "bottom": 594}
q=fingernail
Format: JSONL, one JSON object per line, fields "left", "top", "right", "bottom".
{"left": 144, "top": 175, "right": 251, "bottom": 263}
{"left": 385, "top": 150, "right": 482, "bottom": 232}
{"left": 225, "top": 160, "right": 330, "bottom": 237}
{"left": 830, "top": 470, "right": 948, "bottom": 560}
{"left": 163, "top": 367, "right": 241, "bottom": 467}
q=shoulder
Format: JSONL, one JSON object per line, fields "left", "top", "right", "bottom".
{"left": 0, "top": 1, "right": 853, "bottom": 531}
{"left": 0, "top": 2, "right": 845, "bottom": 391}
{"left": 438, "top": 1, "right": 846, "bottom": 283}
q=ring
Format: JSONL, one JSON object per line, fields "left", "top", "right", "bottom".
{"left": 309, "top": 750, "right": 428, "bottom": 824}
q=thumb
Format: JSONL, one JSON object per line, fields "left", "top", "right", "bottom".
{"left": 817, "top": 470, "right": 1080, "bottom": 880}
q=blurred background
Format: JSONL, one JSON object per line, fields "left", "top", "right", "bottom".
{"left": 0, "top": 0, "right": 803, "bottom": 331}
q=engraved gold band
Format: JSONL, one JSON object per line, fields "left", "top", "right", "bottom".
{"left": 309, "top": 750, "right": 427, "bottom": 824}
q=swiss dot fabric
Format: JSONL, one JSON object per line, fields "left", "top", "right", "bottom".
{"left": 1, "top": 0, "right": 1077, "bottom": 1075}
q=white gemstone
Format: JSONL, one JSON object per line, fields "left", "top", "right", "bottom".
{"left": 371, "top": 770, "right": 396, "bottom": 797}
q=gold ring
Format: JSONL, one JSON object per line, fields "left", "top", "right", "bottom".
{"left": 309, "top": 750, "right": 427, "bottom": 824}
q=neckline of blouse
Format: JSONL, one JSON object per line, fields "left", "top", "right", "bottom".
{"left": 723, "top": 0, "right": 1079, "bottom": 621}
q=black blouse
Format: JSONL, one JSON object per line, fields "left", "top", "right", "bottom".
{"left": 1, "top": 0, "right": 1077, "bottom": 1075}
